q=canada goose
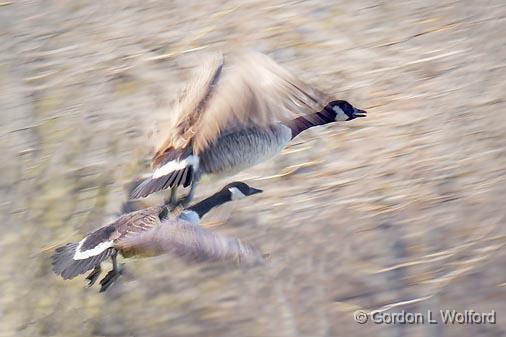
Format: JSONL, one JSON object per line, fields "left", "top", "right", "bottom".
{"left": 130, "top": 51, "right": 367, "bottom": 205}
{"left": 52, "top": 182, "right": 263, "bottom": 292}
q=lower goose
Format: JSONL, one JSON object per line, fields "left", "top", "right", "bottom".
{"left": 52, "top": 182, "right": 263, "bottom": 292}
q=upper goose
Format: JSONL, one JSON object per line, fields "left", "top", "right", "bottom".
{"left": 130, "top": 51, "right": 367, "bottom": 205}
{"left": 52, "top": 182, "right": 263, "bottom": 292}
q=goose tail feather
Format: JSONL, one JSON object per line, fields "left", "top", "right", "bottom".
{"left": 52, "top": 243, "right": 115, "bottom": 280}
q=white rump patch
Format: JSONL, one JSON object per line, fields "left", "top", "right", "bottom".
{"left": 229, "top": 187, "right": 246, "bottom": 200}
{"left": 152, "top": 155, "right": 200, "bottom": 179}
{"left": 73, "top": 238, "right": 113, "bottom": 260}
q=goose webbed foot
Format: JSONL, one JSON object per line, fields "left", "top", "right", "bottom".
{"left": 99, "top": 266, "right": 123, "bottom": 292}
{"left": 99, "top": 251, "right": 123, "bottom": 293}
{"left": 175, "top": 179, "right": 197, "bottom": 208}
{"left": 85, "top": 265, "right": 102, "bottom": 287}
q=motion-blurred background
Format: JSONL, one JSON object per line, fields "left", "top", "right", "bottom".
{"left": 1, "top": 1, "right": 505, "bottom": 336}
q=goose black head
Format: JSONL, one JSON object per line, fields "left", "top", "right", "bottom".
{"left": 326, "top": 100, "right": 367, "bottom": 121}
{"left": 222, "top": 181, "right": 263, "bottom": 201}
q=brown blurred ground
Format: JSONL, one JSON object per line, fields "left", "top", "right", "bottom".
{"left": 1, "top": 1, "right": 505, "bottom": 336}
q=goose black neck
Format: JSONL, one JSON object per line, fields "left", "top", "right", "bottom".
{"left": 187, "top": 191, "right": 230, "bottom": 218}
{"left": 288, "top": 105, "right": 337, "bottom": 139}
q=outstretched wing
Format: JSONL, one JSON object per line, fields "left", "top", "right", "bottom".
{"left": 189, "top": 51, "right": 329, "bottom": 154}
{"left": 155, "top": 50, "right": 329, "bottom": 157}
{"left": 116, "top": 218, "right": 265, "bottom": 265}
{"left": 152, "top": 53, "right": 225, "bottom": 168}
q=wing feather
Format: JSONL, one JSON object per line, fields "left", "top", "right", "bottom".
{"left": 116, "top": 218, "right": 265, "bottom": 265}
{"left": 112, "top": 206, "right": 165, "bottom": 241}
{"left": 152, "top": 54, "right": 224, "bottom": 166}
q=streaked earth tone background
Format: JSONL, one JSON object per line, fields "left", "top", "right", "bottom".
{"left": 1, "top": 1, "right": 505, "bottom": 336}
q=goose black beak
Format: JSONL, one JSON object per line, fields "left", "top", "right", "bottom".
{"left": 354, "top": 108, "right": 367, "bottom": 118}
{"left": 248, "top": 187, "right": 263, "bottom": 195}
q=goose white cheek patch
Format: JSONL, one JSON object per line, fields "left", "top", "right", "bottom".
{"left": 332, "top": 106, "right": 348, "bottom": 121}
{"left": 229, "top": 187, "right": 246, "bottom": 200}
{"left": 152, "top": 155, "right": 200, "bottom": 178}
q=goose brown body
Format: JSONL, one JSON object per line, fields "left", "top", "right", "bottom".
{"left": 52, "top": 182, "right": 264, "bottom": 291}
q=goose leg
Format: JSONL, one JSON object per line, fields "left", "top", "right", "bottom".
{"left": 177, "top": 173, "right": 199, "bottom": 208}
{"left": 85, "top": 265, "right": 102, "bottom": 287}
{"left": 163, "top": 186, "right": 179, "bottom": 210}
{"left": 99, "top": 252, "right": 123, "bottom": 293}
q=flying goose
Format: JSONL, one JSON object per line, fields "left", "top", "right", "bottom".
{"left": 130, "top": 51, "right": 367, "bottom": 205}
{"left": 52, "top": 182, "right": 264, "bottom": 292}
